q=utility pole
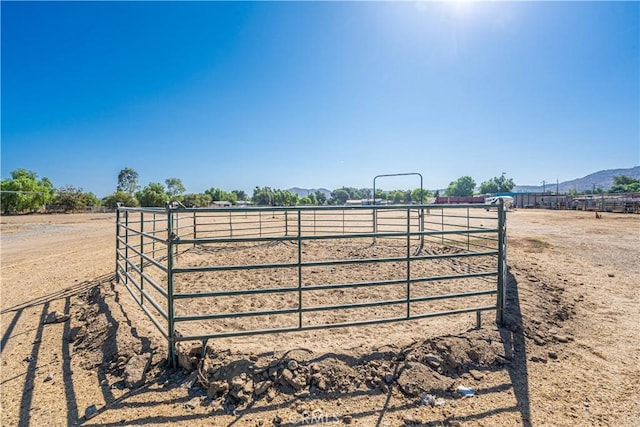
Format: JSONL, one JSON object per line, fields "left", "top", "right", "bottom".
{"left": 542, "top": 180, "right": 546, "bottom": 194}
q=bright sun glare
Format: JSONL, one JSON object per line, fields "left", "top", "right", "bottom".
{"left": 446, "top": 0, "right": 474, "bottom": 16}
{"left": 415, "top": 0, "right": 475, "bottom": 17}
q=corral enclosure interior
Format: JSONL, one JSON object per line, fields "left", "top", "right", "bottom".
{"left": 115, "top": 205, "right": 505, "bottom": 353}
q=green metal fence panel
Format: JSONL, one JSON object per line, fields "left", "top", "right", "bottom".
{"left": 115, "top": 203, "right": 507, "bottom": 365}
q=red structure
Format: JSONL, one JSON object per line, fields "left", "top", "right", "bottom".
{"left": 435, "top": 196, "right": 485, "bottom": 204}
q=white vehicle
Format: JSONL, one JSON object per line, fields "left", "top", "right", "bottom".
{"left": 485, "top": 196, "right": 514, "bottom": 211}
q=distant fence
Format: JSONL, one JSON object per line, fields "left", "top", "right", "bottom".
{"left": 512, "top": 192, "right": 640, "bottom": 213}
{"left": 115, "top": 203, "right": 507, "bottom": 363}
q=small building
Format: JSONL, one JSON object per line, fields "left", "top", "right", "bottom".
{"left": 211, "top": 200, "right": 232, "bottom": 208}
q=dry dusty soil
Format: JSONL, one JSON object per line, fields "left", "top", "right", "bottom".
{"left": 1, "top": 209, "right": 638, "bottom": 426}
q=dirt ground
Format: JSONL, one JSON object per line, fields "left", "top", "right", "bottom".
{"left": 1, "top": 209, "right": 638, "bottom": 426}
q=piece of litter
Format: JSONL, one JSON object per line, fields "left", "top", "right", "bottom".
{"left": 456, "top": 385, "right": 475, "bottom": 397}
{"left": 85, "top": 404, "right": 98, "bottom": 419}
{"left": 421, "top": 393, "right": 436, "bottom": 406}
{"left": 43, "top": 312, "right": 70, "bottom": 324}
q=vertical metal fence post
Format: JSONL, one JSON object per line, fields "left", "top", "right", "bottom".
{"left": 115, "top": 208, "right": 121, "bottom": 282}
{"left": 419, "top": 207, "right": 424, "bottom": 252}
{"left": 140, "top": 211, "right": 144, "bottom": 306}
{"left": 466, "top": 208, "right": 470, "bottom": 251}
{"left": 229, "top": 211, "right": 233, "bottom": 238}
{"left": 441, "top": 208, "right": 445, "bottom": 245}
{"left": 406, "top": 208, "right": 411, "bottom": 319}
{"left": 193, "top": 211, "right": 197, "bottom": 248}
{"left": 342, "top": 209, "right": 345, "bottom": 235}
{"left": 313, "top": 210, "right": 316, "bottom": 236}
{"left": 124, "top": 211, "right": 129, "bottom": 285}
{"left": 166, "top": 207, "right": 176, "bottom": 367}
{"left": 285, "top": 210, "right": 289, "bottom": 237}
{"left": 174, "top": 213, "right": 179, "bottom": 257}
{"left": 496, "top": 199, "right": 506, "bottom": 325}
{"left": 372, "top": 206, "right": 376, "bottom": 245}
{"left": 152, "top": 212, "right": 156, "bottom": 258}
{"left": 259, "top": 210, "right": 262, "bottom": 237}
{"left": 297, "top": 210, "right": 303, "bottom": 329}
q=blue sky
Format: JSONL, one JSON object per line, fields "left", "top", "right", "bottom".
{"left": 2, "top": 1, "right": 638, "bottom": 197}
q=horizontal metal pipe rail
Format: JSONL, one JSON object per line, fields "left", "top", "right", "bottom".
{"left": 176, "top": 306, "right": 498, "bottom": 342}
{"left": 172, "top": 228, "right": 498, "bottom": 246}
{"left": 171, "top": 251, "right": 497, "bottom": 274}
{"left": 115, "top": 255, "right": 168, "bottom": 299}
{"left": 116, "top": 203, "right": 506, "bottom": 365}
{"left": 174, "top": 289, "right": 498, "bottom": 322}
{"left": 173, "top": 270, "right": 498, "bottom": 300}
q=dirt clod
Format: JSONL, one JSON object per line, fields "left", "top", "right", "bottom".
{"left": 124, "top": 353, "right": 151, "bottom": 388}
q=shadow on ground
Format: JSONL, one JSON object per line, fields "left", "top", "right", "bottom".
{"left": 4, "top": 269, "right": 532, "bottom": 427}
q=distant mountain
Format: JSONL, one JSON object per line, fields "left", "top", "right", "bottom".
{"left": 288, "top": 187, "right": 332, "bottom": 198}
{"left": 513, "top": 166, "right": 640, "bottom": 193}
{"left": 287, "top": 167, "right": 639, "bottom": 198}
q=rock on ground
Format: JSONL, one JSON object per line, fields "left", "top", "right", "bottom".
{"left": 124, "top": 353, "right": 152, "bottom": 388}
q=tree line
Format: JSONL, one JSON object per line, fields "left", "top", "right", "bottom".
{"left": 2, "top": 167, "right": 638, "bottom": 214}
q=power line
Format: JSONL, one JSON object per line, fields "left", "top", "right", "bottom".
{"left": 0, "top": 190, "right": 47, "bottom": 194}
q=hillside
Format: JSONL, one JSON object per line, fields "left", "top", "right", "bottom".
{"left": 287, "top": 167, "right": 640, "bottom": 197}
{"left": 287, "top": 187, "right": 332, "bottom": 198}
{"left": 513, "top": 166, "right": 639, "bottom": 193}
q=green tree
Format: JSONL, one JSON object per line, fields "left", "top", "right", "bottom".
{"left": 231, "top": 190, "right": 247, "bottom": 201}
{"left": 444, "top": 176, "right": 476, "bottom": 197}
{"left": 330, "top": 187, "right": 369, "bottom": 203}
{"left": 252, "top": 187, "right": 273, "bottom": 205}
{"left": 205, "top": 187, "right": 225, "bottom": 201}
{"left": 610, "top": 175, "right": 640, "bottom": 193}
{"left": 272, "top": 189, "right": 298, "bottom": 206}
{"left": 84, "top": 192, "right": 100, "bottom": 207}
{"left": 102, "top": 191, "right": 139, "bottom": 208}
{"left": 182, "top": 193, "right": 212, "bottom": 207}
{"left": 0, "top": 169, "right": 56, "bottom": 214}
{"left": 136, "top": 183, "right": 169, "bottom": 207}
{"left": 206, "top": 187, "right": 238, "bottom": 204}
{"left": 308, "top": 192, "right": 318, "bottom": 205}
{"left": 411, "top": 188, "right": 432, "bottom": 203}
{"left": 330, "top": 188, "right": 350, "bottom": 204}
{"left": 374, "top": 189, "right": 388, "bottom": 202}
{"left": 360, "top": 188, "right": 372, "bottom": 200}
{"left": 54, "top": 185, "right": 88, "bottom": 211}
{"left": 314, "top": 190, "right": 327, "bottom": 205}
{"left": 40, "top": 177, "right": 55, "bottom": 199}
{"left": 165, "top": 178, "right": 186, "bottom": 198}
{"left": 390, "top": 190, "right": 404, "bottom": 204}
{"left": 251, "top": 187, "right": 297, "bottom": 206}
{"left": 479, "top": 173, "right": 515, "bottom": 194}
{"left": 55, "top": 188, "right": 100, "bottom": 210}
{"left": 117, "top": 167, "right": 139, "bottom": 195}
